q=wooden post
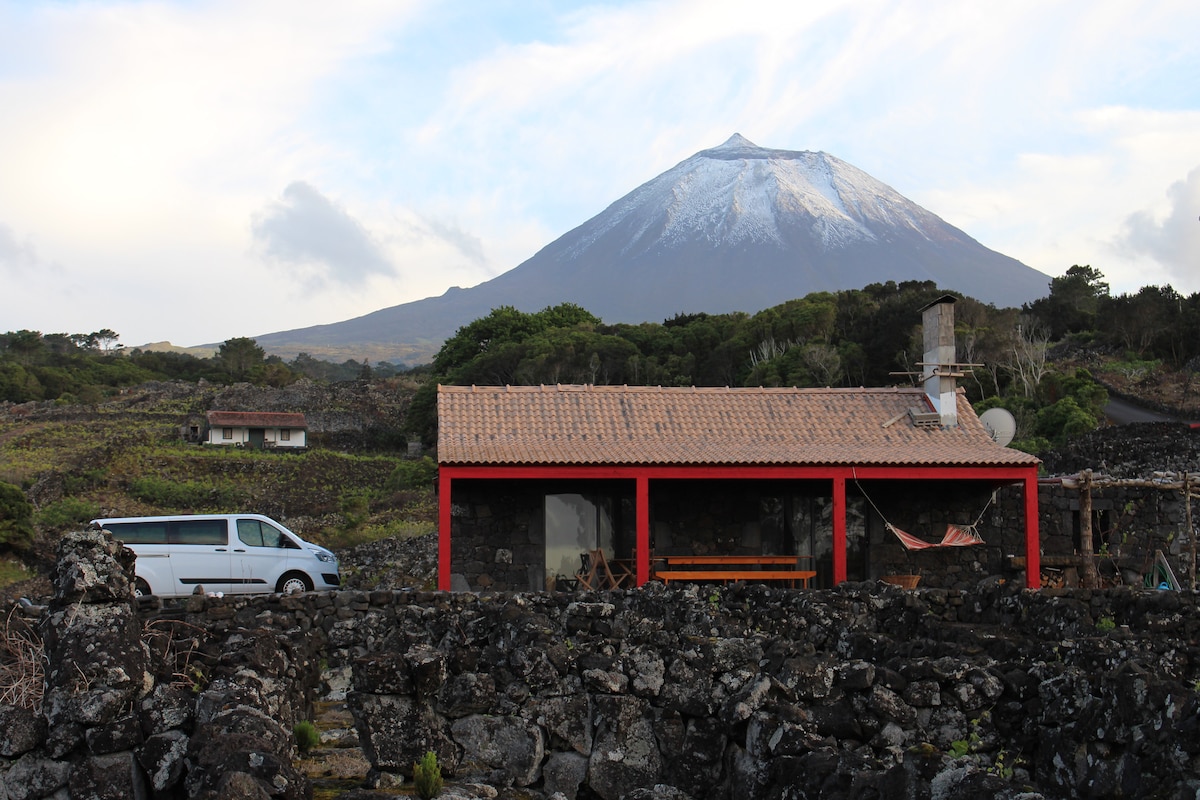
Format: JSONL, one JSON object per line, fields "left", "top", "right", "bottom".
{"left": 1079, "top": 469, "right": 1100, "bottom": 589}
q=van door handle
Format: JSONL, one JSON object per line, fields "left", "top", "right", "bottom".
{"left": 234, "top": 549, "right": 246, "bottom": 553}
{"left": 215, "top": 548, "right": 227, "bottom": 552}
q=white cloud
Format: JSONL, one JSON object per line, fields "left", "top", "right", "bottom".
{"left": 0, "top": 222, "right": 45, "bottom": 275}
{"left": 252, "top": 182, "right": 396, "bottom": 287}
{"left": 1117, "top": 167, "right": 1200, "bottom": 293}
{"left": 1, "top": 0, "right": 1198, "bottom": 346}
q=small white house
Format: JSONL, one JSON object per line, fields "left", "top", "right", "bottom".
{"left": 204, "top": 411, "right": 307, "bottom": 449}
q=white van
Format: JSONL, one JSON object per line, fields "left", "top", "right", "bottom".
{"left": 91, "top": 514, "right": 340, "bottom": 598}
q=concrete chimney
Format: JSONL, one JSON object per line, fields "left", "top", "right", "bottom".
{"left": 920, "top": 295, "right": 959, "bottom": 428}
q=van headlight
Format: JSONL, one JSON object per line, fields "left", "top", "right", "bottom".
{"left": 313, "top": 551, "right": 336, "bottom": 563}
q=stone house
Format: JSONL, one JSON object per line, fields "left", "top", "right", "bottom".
{"left": 1029, "top": 418, "right": 1200, "bottom": 588}
{"left": 436, "top": 297, "right": 1042, "bottom": 593}
{"left": 204, "top": 410, "right": 307, "bottom": 449}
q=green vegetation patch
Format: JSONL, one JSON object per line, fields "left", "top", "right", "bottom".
{"left": 35, "top": 497, "right": 101, "bottom": 532}
{"left": 128, "top": 475, "right": 244, "bottom": 511}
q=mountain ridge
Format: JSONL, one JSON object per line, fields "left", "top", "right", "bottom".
{"left": 239, "top": 135, "right": 1050, "bottom": 365}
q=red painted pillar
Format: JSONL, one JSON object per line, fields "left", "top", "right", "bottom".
{"left": 438, "top": 471, "right": 452, "bottom": 591}
{"left": 1024, "top": 471, "right": 1040, "bottom": 589}
{"left": 636, "top": 476, "right": 650, "bottom": 586}
{"left": 833, "top": 475, "right": 847, "bottom": 584}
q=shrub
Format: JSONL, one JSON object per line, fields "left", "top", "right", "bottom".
{"left": 340, "top": 490, "right": 372, "bottom": 529}
{"left": 413, "top": 750, "right": 443, "bottom": 799}
{"left": 35, "top": 497, "right": 100, "bottom": 531}
{"left": 386, "top": 457, "right": 438, "bottom": 491}
{"left": 129, "top": 475, "right": 241, "bottom": 510}
{"left": 0, "top": 482, "right": 34, "bottom": 552}
{"left": 62, "top": 467, "right": 107, "bottom": 495}
{"left": 293, "top": 720, "right": 320, "bottom": 753}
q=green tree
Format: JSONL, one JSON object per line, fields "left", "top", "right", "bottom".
{"left": 217, "top": 337, "right": 266, "bottom": 382}
{"left": 1025, "top": 265, "right": 1108, "bottom": 340}
{"left": 432, "top": 306, "right": 541, "bottom": 376}
{"left": 90, "top": 329, "right": 122, "bottom": 352}
{"left": 0, "top": 482, "right": 35, "bottom": 552}
{"left": 262, "top": 361, "right": 296, "bottom": 387}
{"left": 0, "top": 362, "right": 42, "bottom": 402}
{"left": 1103, "top": 285, "right": 1183, "bottom": 360}
{"left": 3, "top": 330, "right": 45, "bottom": 364}
{"left": 1035, "top": 396, "right": 1100, "bottom": 448}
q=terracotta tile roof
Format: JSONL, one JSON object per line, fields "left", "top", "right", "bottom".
{"left": 437, "top": 385, "right": 1039, "bottom": 468}
{"left": 206, "top": 411, "right": 307, "bottom": 429}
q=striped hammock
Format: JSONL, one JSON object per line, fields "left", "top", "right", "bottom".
{"left": 888, "top": 523, "right": 984, "bottom": 551}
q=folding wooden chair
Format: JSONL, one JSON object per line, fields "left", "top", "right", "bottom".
{"left": 576, "top": 549, "right": 628, "bottom": 590}
{"left": 575, "top": 551, "right": 598, "bottom": 590}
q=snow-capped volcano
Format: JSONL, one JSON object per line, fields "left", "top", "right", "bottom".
{"left": 570, "top": 133, "right": 948, "bottom": 256}
{"left": 253, "top": 135, "right": 1050, "bottom": 364}
{"left": 477, "top": 133, "right": 1048, "bottom": 323}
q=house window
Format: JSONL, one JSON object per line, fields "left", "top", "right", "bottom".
{"left": 280, "top": 429, "right": 291, "bottom": 441}
{"left": 545, "top": 493, "right": 615, "bottom": 589}
{"left": 222, "top": 428, "right": 233, "bottom": 440}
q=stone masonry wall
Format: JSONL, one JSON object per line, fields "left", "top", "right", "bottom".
{"left": 6, "top": 530, "right": 1200, "bottom": 800}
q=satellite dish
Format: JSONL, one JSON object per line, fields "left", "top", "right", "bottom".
{"left": 980, "top": 408, "right": 1016, "bottom": 447}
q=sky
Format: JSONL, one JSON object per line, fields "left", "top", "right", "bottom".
{"left": 1, "top": 0, "right": 1198, "bottom": 349}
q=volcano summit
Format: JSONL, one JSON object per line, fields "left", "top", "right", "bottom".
{"left": 252, "top": 135, "right": 1049, "bottom": 364}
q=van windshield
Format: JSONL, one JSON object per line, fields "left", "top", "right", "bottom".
{"left": 237, "top": 518, "right": 298, "bottom": 549}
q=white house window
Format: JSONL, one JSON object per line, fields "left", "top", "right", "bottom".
{"left": 280, "top": 429, "right": 291, "bottom": 441}
{"left": 222, "top": 428, "right": 233, "bottom": 440}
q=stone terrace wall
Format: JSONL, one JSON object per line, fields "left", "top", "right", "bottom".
{"left": 132, "top": 581, "right": 1200, "bottom": 800}
{"left": 0, "top": 531, "right": 321, "bottom": 800}
{"left": 6, "top": 531, "right": 1200, "bottom": 799}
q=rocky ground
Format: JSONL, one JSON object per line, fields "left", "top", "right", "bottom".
{"left": 1040, "top": 420, "right": 1200, "bottom": 477}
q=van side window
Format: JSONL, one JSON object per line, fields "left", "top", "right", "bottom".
{"left": 104, "top": 521, "right": 168, "bottom": 544}
{"left": 169, "top": 519, "right": 228, "bottom": 545}
{"left": 237, "top": 519, "right": 297, "bottom": 549}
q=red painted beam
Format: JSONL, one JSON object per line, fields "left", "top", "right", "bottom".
{"left": 833, "top": 475, "right": 847, "bottom": 584}
{"left": 1024, "top": 470, "right": 1040, "bottom": 589}
{"left": 438, "top": 474, "right": 453, "bottom": 591}
{"left": 636, "top": 476, "right": 650, "bottom": 585}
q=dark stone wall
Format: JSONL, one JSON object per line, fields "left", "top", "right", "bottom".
{"left": 0, "top": 531, "right": 322, "bottom": 800}
{"left": 451, "top": 479, "right": 546, "bottom": 591}
{"left": 313, "top": 582, "right": 1200, "bottom": 799}
{"left": 10, "top": 519, "right": 1200, "bottom": 800}
{"left": 1038, "top": 478, "right": 1198, "bottom": 588}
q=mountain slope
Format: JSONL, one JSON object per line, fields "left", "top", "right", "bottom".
{"left": 253, "top": 134, "right": 1050, "bottom": 364}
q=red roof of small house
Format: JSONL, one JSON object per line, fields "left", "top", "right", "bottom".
{"left": 436, "top": 384, "right": 1039, "bottom": 468}
{"left": 205, "top": 411, "right": 307, "bottom": 429}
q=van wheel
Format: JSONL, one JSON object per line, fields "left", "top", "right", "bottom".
{"left": 276, "top": 572, "right": 313, "bottom": 594}
{"left": 134, "top": 578, "right": 152, "bottom": 597}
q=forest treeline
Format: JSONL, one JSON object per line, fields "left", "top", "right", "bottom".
{"left": 0, "top": 330, "right": 410, "bottom": 405}
{"left": 406, "top": 267, "right": 1199, "bottom": 452}
{"left": 4, "top": 266, "right": 1198, "bottom": 454}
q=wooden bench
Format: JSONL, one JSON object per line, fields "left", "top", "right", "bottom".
{"left": 656, "top": 555, "right": 803, "bottom": 566}
{"left": 654, "top": 569, "right": 816, "bottom": 587}
{"left": 653, "top": 555, "right": 816, "bottom": 588}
